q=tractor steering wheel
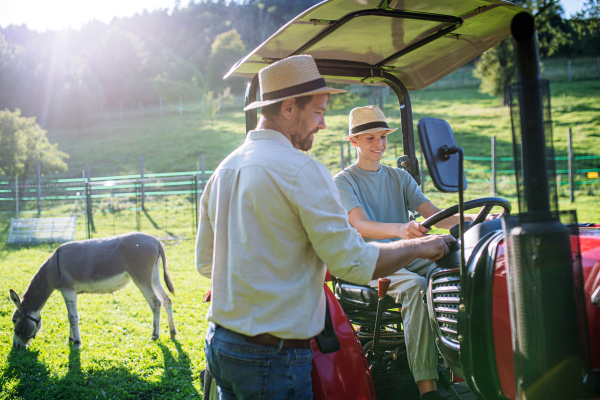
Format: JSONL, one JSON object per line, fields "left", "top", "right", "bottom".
{"left": 420, "top": 197, "right": 512, "bottom": 231}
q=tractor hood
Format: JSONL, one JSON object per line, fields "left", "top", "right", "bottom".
{"left": 225, "top": 0, "right": 525, "bottom": 90}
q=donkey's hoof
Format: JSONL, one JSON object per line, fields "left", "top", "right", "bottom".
{"left": 170, "top": 329, "right": 178, "bottom": 340}
{"left": 151, "top": 335, "right": 159, "bottom": 341}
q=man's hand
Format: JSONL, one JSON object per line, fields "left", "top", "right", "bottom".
{"left": 397, "top": 221, "right": 429, "bottom": 239}
{"left": 417, "top": 234, "right": 455, "bottom": 261}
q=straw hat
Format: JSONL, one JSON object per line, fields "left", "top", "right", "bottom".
{"left": 343, "top": 105, "right": 397, "bottom": 141}
{"left": 243, "top": 55, "right": 346, "bottom": 111}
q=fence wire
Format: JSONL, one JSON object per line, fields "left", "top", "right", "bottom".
{"left": 0, "top": 170, "right": 212, "bottom": 243}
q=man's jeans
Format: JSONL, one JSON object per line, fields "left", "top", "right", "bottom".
{"left": 204, "top": 322, "right": 314, "bottom": 400}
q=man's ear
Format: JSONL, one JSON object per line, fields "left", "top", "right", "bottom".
{"left": 280, "top": 98, "right": 296, "bottom": 120}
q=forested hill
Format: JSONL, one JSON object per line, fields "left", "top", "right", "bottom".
{"left": 0, "top": 0, "right": 598, "bottom": 130}
{"left": 0, "top": 0, "right": 321, "bottom": 128}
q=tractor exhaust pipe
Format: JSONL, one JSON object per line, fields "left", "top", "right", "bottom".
{"left": 504, "top": 12, "right": 589, "bottom": 400}
{"left": 511, "top": 12, "right": 551, "bottom": 216}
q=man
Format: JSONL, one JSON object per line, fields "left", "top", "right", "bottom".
{"left": 334, "top": 105, "right": 498, "bottom": 399}
{"left": 195, "top": 56, "right": 453, "bottom": 400}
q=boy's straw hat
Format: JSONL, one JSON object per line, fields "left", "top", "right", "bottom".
{"left": 243, "top": 55, "right": 346, "bottom": 111}
{"left": 343, "top": 105, "right": 397, "bottom": 141}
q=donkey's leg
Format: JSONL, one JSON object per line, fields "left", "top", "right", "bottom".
{"left": 137, "top": 284, "right": 162, "bottom": 340}
{"left": 60, "top": 289, "right": 82, "bottom": 349}
{"left": 151, "top": 260, "right": 177, "bottom": 339}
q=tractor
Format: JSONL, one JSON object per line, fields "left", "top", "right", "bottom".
{"left": 202, "top": 0, "right": 600, "bottom": 398}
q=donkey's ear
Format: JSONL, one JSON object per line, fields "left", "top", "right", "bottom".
{"left": 9, "top": 289, "right": 22, "bottom": 311}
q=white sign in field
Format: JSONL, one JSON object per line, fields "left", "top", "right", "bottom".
{"left": 8, "top": 217, "right": 77, "bottom": 245}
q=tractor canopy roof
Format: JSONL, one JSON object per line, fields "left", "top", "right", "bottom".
{"left": 226, "top": 0, "right": 524, "bottom": 90}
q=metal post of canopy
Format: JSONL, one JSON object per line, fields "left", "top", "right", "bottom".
{"left": 245, "top": 75, "right": 259, "bottom": 134}
{"left": 382, "top": 72, "right": 420, "bottom": 184}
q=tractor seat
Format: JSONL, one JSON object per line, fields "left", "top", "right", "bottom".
{"left": 333, "top": 278, "right": 401, "bottom": 323}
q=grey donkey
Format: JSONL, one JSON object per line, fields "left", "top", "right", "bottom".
{"left": 9, "top": 232, "right": 177, "bottom": 349}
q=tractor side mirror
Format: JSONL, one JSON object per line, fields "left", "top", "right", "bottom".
{"left": 417, "top": 118, "right": 467, "bottom": 193}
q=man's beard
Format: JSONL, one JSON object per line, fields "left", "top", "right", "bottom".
{"left": 292, "top": 127, "right": 318, "bottom": 152}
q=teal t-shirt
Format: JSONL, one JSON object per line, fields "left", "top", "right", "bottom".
{"left": 333, "top": 164, "right": 429, "bottom": 243}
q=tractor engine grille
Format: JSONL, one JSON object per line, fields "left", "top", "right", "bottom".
{"left": 431, "top": 270, "right": 461, "bottom": 347}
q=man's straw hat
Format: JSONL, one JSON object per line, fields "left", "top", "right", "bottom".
{"left": 343, "top": 105, "right": 398, "bottom": 141}
{"left": 243, "top": 55, "right": 346, "bottom": 111}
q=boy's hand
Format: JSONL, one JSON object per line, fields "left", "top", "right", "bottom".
{"left": 398, "top": 221, "right": 429, "bottom": 240}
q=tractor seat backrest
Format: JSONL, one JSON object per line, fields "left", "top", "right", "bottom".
{"left": 333, "top": 278, "right": 398, "bottom": 312}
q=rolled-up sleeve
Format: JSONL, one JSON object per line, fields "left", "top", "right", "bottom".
{"left": 195, "top": 182, "right": 214, "bottom": 279}
{"left": 293, "top": 161, "right": 379, "bottom": 284}
{"left": 400, "top": 170, "right": 429, "bottom": 213}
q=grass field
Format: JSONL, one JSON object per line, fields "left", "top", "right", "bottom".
{"left": 0, "top": 239, "right": 210, "bottom": 400}
{"left": 1, "top": 78, "right": 599, "bottom": 399}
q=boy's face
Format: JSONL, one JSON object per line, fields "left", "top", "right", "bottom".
{"left": 351, "top": 130, "right": 388, "bottom": 162}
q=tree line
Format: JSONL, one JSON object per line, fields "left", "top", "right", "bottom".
{"left": 0, "top": 0, "right": 322, "bottom": 131}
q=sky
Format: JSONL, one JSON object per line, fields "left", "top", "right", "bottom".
{"left": 0, "top": 0, "right": 590, "bottom": 32}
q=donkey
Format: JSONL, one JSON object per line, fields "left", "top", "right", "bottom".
{"left": 9, "top": 232, "right": 177, "bottom": 349}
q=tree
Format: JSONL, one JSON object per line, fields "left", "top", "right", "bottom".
{"left": 0, "top": 109, "right": 68, "bottom": 183}
{"left": 206, "top": 29, "right": 247, "bottom": 93}
{"left": 571, "top": 0, "right": 600, "bottom": 55}
{"left": 473, "top": 0, "right": 570, "bottom": 106}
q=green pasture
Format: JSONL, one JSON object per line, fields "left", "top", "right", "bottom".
{"left": 0, "top": 239, "right": 210, "bottom": 399}
{"left": 1, "top": 78, "right": 599, "bottom": 399}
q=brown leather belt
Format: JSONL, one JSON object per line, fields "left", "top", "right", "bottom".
{"left": 215, "top": 325, "right": 311, "bottom": 349}
{"left": 244, "top": 333, "right": 311, "bottom": 349}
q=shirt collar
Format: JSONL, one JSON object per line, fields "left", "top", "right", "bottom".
{"left": 246, "top": 129, "right": 295, "bottom": 149}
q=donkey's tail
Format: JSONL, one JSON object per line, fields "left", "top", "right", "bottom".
{"left": 158, "top": 241, "right": 175, "bottom": 294}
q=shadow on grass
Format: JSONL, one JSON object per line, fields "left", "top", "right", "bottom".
{"left": 0, "top": 341, "right": 200, "bottom": 400}
{"left": 142, "top": 210, "right": 178, "bottom": 238}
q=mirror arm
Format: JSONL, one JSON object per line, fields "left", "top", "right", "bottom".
{"left": 443, "top": 145, "right": 466, "bottom": 276}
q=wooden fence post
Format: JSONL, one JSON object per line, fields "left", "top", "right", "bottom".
{"left": 568, "top": 59, "right": 572, "bottom": 82}
{"left": 201, "top": 153, "right": 206, "bottom": 190}
{"left": 140, "top": 156, "right": 145, "bottom": 211}
{"left": 568, "top": 127, "right": 574, "bottom": 202}
{"left": 347, "top": 141, "right": 352, "bottom": 164}
{"left": 492, "top": 136, "right": 497, "bottom": 197}
{"left": 15, "top": 176, "right": 19, "bottom": 219}
{"left": 82, "top": 171, "right": 88, "bottom": 238}
{"left": 340, "top": 143, "right": 345, "bottom": 170}
{"left": 86, "top": 163, "right": 95, "bottom": 233}
{"left": 160, "top": 98, "right": 163, "bottom": 116}
{"left": 196, "top": 161, "right": 201, "bottom": 227}
{"left": 37, "top": 161, "right": 41, "bottom": 216}
{"left": 597, "top": 57, "right": 600, "bottom": 80}
{"left": 85, "top": 180, "right": 91, "bottom": 239}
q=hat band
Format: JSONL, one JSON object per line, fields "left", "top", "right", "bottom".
{"left": 350, "top": 121, "right": 389, "bottom": 134}
{"left": 261, "top": 78, "right": 326, "bottom": 101}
